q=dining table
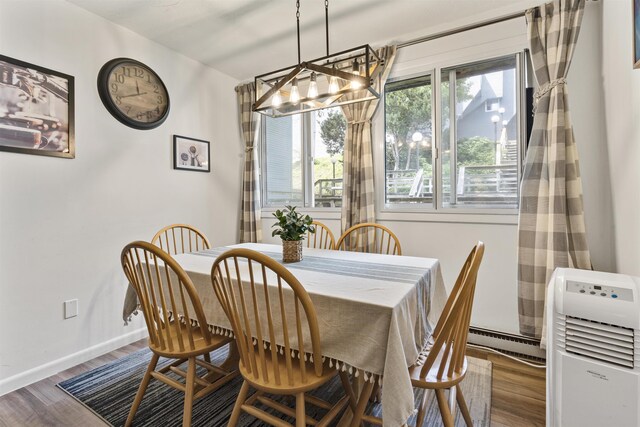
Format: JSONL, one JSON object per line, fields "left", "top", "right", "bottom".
{"left": 122, "top": 242, "right": 447, "bottom": 427}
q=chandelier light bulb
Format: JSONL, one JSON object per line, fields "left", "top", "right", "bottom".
{"left": 351, "top": 58, "right": 360, "bottom": 75}
{"left": 351, "top": 58, "right": 362, "bottom": 89}
{"left": 290, "top": 78, "right": 300, "bottom": 104}
{"left": 328, "top": 66, "right": 339, "bottom": 94}
{"left": 307, "top": 72, "right": 318, "bottom": 98}
{"left": 329, "top": 76, "right": 339, "bottom": 94}
{"left": 272, "top": 90, "right": 282, "bottom": 107}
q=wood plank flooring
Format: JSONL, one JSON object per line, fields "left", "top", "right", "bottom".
{"left": 467, "top": 347, "right": 547, "bottom": 427}
{"left": 0, "top": 341, "right": 546, "bottom": 426}
{"left": 0, "top": 341, "right": 147, "bottom": 427}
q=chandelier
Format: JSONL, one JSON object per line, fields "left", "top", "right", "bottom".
{"left": 253, "top": 0, "right": 382, "bottom": 117}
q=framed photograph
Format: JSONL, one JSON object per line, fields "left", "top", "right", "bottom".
{"left": 635, "top": 0, "right": 640, "bottom": 68}
{"left": 0, "top": 55, "right": 74, "bottom": 158}
{"left": 173, "top": 135, "right": 210, "bottom": 172}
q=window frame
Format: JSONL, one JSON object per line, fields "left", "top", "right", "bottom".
{"left": 260, "top": 111, "right": 343, "bottom": 213}
{"left": 383, "top": 71, "right": 437, "bottom": 211}
{"left": 260, "top": 113, "right": 304, "bottom": 209}
{"left": 378, "top": 50, "right": 527, "bottom": 216}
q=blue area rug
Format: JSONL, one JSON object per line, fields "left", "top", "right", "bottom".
{"left": 57, "top": 345, "right": 491, "bottom": 426}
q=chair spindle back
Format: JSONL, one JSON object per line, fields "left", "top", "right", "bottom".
{"left": 336, "top": 222, "right": 402, "bottom": 255}
{"left": 121, "top": 241, "right": 212, "bottom": 355}
{"left": 420, "top": 242, "right": 484, "bottom": 380}
{"left": 306, "top": 221, "right": 336, "bottom": 250}
{"left": 151, "top": 224, "right": 211, "bottom": 255}
{"left": 211, "top": 248, "right": 323, "bottom": 387}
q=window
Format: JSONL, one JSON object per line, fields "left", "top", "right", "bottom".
{"left": 384, "top": 53, "right": 523, "bottom": 210}
{"left": 384, "top": 75, "right": 434, "bottom": 205}
{"left": 263, "top": 114, "right": 303, "bottom": 205}
{"left": 262, "top": 108, "right": 345, "bottom": 208}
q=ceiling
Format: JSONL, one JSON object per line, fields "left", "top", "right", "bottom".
{"left": 67, "top": 0, "right": 540, "bottom": 81}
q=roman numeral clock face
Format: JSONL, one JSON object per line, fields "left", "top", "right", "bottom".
{"left": 98, "top": 58, "right": 170, "bottom": 130}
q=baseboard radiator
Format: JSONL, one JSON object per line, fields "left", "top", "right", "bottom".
{"left": 468, "top": 326, "right": 546, "bottom": 361}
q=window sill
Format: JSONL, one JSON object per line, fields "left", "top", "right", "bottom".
{"left": 261, "top": 206, "right": 517, "bottom": 225}
{"left": 377, "top": 209, "right": 518, "bottom": 225}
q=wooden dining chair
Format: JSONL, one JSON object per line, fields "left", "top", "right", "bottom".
{"left": 210, "top": 248, "right": 357, "bottom": 427}
{"left": 336, "top": 223, "right": 402, "bottom": 255}
{"left": 409, "top": 241, "right": 485, "bottom": 427}
{"left": 121, "top": 241, "right": 237, "bottom": 427}
{"left": 151, "top": 223, "right": 211, "bottom": 255}
{"left": 306, "top": 221, "right": 336, "bottom": 250}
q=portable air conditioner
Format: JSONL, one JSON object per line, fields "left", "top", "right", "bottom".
{"left": 547, "top": 268, "right": 640, "bottom": 427}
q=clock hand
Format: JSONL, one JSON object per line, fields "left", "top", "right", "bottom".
{"left": 119, "top": 92, "right": 148, "bottom": 99}
{"left": 135, "top": 80, "right": 140, "bottom": 95}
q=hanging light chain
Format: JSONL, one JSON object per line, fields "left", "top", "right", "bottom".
{"left": 296, "top": 0, "right": 301, "bottom": 64}
{"left": 325, "top": 0, "right": 329, "bottom": 56}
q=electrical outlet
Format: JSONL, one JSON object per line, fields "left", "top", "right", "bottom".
{"left": 64, "top": 299, "right": 78, "bottom": 319}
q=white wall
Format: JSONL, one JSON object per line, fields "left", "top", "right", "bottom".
{"left": 0, "top": 0, "right": 242, "bottom": 394}
{"left": 571, "top": 0, "right": 615, "bottom": 275}
{"left": 262, "top": 2, "right": 614, "bottom": 336}
{"left": 602, "top": 0, "right": 640, "bottom": 276}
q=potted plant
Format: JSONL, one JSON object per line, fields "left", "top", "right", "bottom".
{"left": 272, "top": 205, "right": 315, "bottom": 262}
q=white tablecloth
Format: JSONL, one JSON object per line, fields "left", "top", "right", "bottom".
{"left": 123, "top": 243, "right": 446, "bottom": 427}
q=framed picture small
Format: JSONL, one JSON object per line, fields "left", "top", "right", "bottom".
{"left": 635, "top": 0, "right": 640, "bottom": 68}
{"left": 173, "top": 135, "right": 210, "bottom": 172}
{"left": 0, "top": 54, "right": 74, "bottom": 158}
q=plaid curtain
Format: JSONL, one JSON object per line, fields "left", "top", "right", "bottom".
{"left": 236, "top": 83, "right": 262, "bottom": 243}
{"left": 518, "top": 0, "right": 591, "bottom": 338}
{"left": 340, "top": 45, "right": 397, "bottom": 236}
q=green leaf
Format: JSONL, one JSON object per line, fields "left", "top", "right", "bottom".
{"left": 271, "top": 205, "right": 314, "bottom": 241}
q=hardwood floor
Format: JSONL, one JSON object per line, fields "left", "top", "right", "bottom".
{"left": 0, "top": 341, "right": 546, "bottom": 426}
{"left": 0, "top": 340, "right": 147, "bottom": 427}
{"left": 468, "top": 347, "right": 547, "bottom": 427}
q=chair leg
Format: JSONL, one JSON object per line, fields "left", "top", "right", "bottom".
{"left": 182, "top": 357, "right": 197, "bottom": 427}
{"left": 448, "top": 385, "right": 457, "bottom": 421}
{"left": 228, "top": 380, "right": 250, "bottom": 427}
{"left": 456, "top": 384, "right": 473, "bottom": 427}
{"left": 125, "top": 353, "right": 159, "bottom": 427}
{"left": 415, "top": 388, "right": 429, "bottom": 427}
{"left": 435, "top": 389, "right": 455, "bottom": 427}
{"left": 203, "top": 352, "right": 211, "bottom": 364}
{"left": 370, "top": 382, "right": 381, "bottom": 402}
{"left": 338, "top": 371, "right": 358, "bottom": 414}
{"left": 350, "top": 380, "right": 374, "bottom": 427}
{"left": 296, "top": 392, "right": 306, "bottom": 427}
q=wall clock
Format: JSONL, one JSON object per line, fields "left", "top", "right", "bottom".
{"left": 97, "top": 58, "right": 170, "bottom": 130}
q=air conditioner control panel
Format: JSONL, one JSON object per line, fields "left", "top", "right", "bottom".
{"left": 566, "top": 280, "right": 634, "bottom": 302}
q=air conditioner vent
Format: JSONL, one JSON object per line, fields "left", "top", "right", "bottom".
{"left": 564, "top": 316, "right": 635, "bottom": 369}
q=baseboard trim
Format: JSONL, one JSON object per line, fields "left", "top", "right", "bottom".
{"left": 468, "top": 326, "right": 546, "bottom": 361}
{"left": 0, "top": 327, "right": 148, "bottom": 397}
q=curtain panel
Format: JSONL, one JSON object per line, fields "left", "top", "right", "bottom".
{"left": 340, "top": 45, "right": 397, "bottom": 241}
{"left": 236, "top": 83, "right": 262, "bottom": 243}
{"left": 518, "top": 0, "right": 591, "bottom": 338}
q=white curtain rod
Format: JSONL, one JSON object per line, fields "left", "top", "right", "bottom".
{"left": 397, "top": 10, "right": 526, "bottom": 49}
